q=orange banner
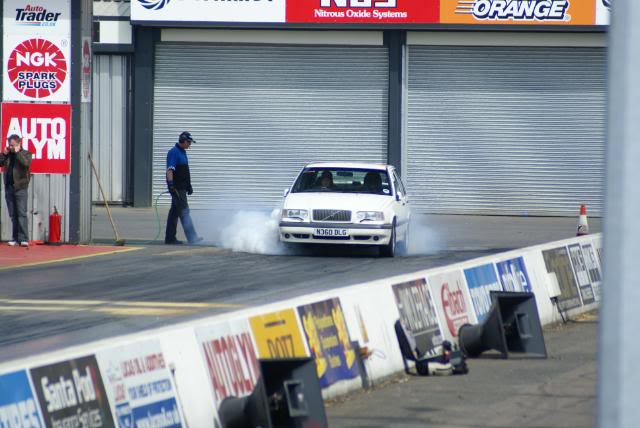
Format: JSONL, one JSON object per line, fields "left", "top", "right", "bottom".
{"left": 441, "top": 0, "right": 596, "bottom": 26}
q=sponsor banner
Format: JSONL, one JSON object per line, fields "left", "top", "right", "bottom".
{"left": 441, "top": 0, "right": 596, "bottom": 25}
{"left": 0, "top": 370, "right": 45, "bottom": 428}
{"left": 131, "top": 0, "right": 286, "bottom": 23}
{"left": 297, "top": 298, "right": 360, "bottom": 388}
{"left": 1, "top": 103, "right": 71, "bottom": 174}
{"left": 97, "top": 340, "right": 184, "bottom": 428}
{"left": 427, "top": 270, "right": 475, "bottom": 340}
{"left": 3, "top": 0, "right": 71, "bottom": 36}
{"left": 496, "top": 257, "right": 533, "bottom": 293}
{"left": 464, "top": 263, "right": 503, "bottom": 322}
{"left": 391, "top": 278, "right": 443, "bottom": 357}
{"left": 81, "top": 37, "right": 91, "bottom": 103}
{"left": 596, "top": 0, "right": 610, "bottom": 25}
{"left": 286, "top": 0, "right": 439, "bottom": 24}
{"left": 567, "top": 244, "right": 596, "bottom": 305}
{"left": 3, "top": 36, "right": 71, "bottom": 102}
{"left": 582, "top": 242, "right": 602, "bottom": 302}
{"left": 196, "top": 319, "right": 260, "bottom": 410}
{"left": 249, "top": 309, "right": 308, "bottom": 359}
{"left": 30, "top": 355, "right": 115, "bottom": 428}
{"left": 542, "top": 246, "right": 582, "bottom": 310}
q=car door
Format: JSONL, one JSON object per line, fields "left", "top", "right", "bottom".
{"left": 391, "top": 169, "right": 410, "bottom": 234}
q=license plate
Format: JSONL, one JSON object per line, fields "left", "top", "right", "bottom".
{"left": 313, "top": 228, "right": 348, "bottom": 237}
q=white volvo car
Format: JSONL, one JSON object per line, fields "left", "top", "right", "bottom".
{"left": 279, "top": 162, "right": 410, "bottom": 257}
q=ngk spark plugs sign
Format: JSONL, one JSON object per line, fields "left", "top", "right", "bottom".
{"left": 428, "top": 270, "right": 476, "bottom": 340}
{"left": 30, "top": 355, "right": 115, "bottom": 428}
{"left": 131, "top": 0, "right": 286, "bottom": 23}
{"left": 2, "top": 103, "right": 71, "bottom": 174}
{"left": 3, "top": 37, "right": 70, "bottom": 102}
{"left": 97, "top": 340, "right": 184, "bottom": 428}
{"left": 196, "top": 320, "right": 260, "bottom": 411}
{"left": 440, "top": 0, "right": 596, "bottom": 25}
{"left": 286, "top": 0, "right": 439, "bottom": 24}
{"left": 0, "top": 370, "right": 45, "bottom": 428}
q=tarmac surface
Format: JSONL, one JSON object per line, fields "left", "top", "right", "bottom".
{"left": 327, "top": 312, "right": 598, "bottom": 428}
{"left": 0, "top": 208, "right": 601, "bottom": 365}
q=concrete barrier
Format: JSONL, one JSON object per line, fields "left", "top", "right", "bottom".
{"left": 0, "top": 234, "right": 602, "bottom": 427}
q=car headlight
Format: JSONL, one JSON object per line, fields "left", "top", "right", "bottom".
{"left": 356, "top": 211, "right": 385, "bottom": 221}
{"left": 282, "top": 209, "right": 309, "bottom": 220}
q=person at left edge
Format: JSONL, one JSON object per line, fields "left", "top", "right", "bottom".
{"left": 0, "top": 135, "right": 32, "bottom": 247}
{"left": 165, "top": 131, "right": 202, "bottom": 245}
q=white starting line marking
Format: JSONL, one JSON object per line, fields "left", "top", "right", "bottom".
{"left": 0, "top": 298, "right": 243, "bottom": 316}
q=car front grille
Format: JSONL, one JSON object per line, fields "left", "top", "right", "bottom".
{"left": 312, "top": 209, "right": 352, "bottom": 222}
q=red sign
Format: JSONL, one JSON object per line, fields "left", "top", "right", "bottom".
{"left": 286, "top": 0, "right": 439, "bottom": 24}
{"left": 1, "top": 102, "right": 71, "bottom": 174}
{"left": 7, "top": 38, "right": 68, "bottom": 99}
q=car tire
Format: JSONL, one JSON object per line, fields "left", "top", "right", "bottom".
{"left": 381, "top": 221, "right": 396, "bottom": 258}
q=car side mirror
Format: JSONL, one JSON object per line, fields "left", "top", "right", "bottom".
{"left": 396, "top": 192, "right": 402, "bottom": 202}
{"left": 283, "top": 188, "right": 290, "bottom": 197}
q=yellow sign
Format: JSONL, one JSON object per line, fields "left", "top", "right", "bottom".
{"left": 249, "top": 309, "right": 308, "bottom": 359}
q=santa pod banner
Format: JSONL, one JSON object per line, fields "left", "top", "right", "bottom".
{"left": 2, "top": 102, "right": 71, "bottom": 174}
{"left": 4, "top": 36, "right": 70, "bottom": 102}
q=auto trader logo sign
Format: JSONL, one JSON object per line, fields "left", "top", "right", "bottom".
{"left": 4, "top": 37, "right": 70, "bottom": 102}
{"left": 441, "top": 0, "right": 596, "bottom": 25}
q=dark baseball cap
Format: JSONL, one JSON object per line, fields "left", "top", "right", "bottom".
{"left": 178, "top": 131, "right": 196, "bottom": 143}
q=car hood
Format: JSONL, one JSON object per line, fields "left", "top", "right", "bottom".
{"left": 283, "top": 192, "right": 394, "bottom": 212}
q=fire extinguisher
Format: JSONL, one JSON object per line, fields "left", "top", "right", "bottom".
{"left": 48, "top": 206, "right": 62, "bottom": 244}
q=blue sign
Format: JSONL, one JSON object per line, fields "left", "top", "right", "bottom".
{"left": 496, "top": 257, "right": 532, "bottom": 293}
{"left": 0, "top": 370, "right": 44, "bottom": 428}
{"left": 464, "top": 264, "right": 503, "bottom": 322}
{"left": 130, "top": 398, "right": 181, "bottom": 428}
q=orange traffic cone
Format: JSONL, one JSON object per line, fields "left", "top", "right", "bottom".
{"left": 577, "top": 205, "right": 589, "bottom": 236}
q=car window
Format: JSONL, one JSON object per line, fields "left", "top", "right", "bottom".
{"left": 292, "top": 168, "right": 391, "bottom": 195}
{"left": 393, "top": 171, "right": 407, "bottom": 195}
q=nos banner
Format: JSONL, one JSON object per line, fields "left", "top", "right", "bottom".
{"left": 1, "top": 102, "right": 71, "bottom": 174}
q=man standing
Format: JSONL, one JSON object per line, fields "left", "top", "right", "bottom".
{"left": 165, "top": 131, "right": 202, "bottom": 245}
{"left": 0, "top": 135, "right": 32, "bottom": 247}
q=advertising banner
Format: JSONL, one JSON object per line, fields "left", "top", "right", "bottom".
{"left": 567, "top": 244, "right": 596, "bottom": 305}
{"left": 297, "top": 298, "right": 360, "bottom": 388}
{"left": 596, "top": 0, "right": 611, "bottom": 25}
{"left": 196, "top": 319, "right": 260, "bottom": 410}
{"left": 1, "top": 102, "right": 71, "bottom": 174}
{"left": 391, "top": 278, "right": 443, "bottom": 357}
{"left": 542, "top": 247, "right": 582, "bottom": 310}
{"left": 3, "top": 36, "right": 71, "bottom": 102}
{"left": 286, "top": 0, "right": 439, "bottom": 24}
{"left": 131, "top": 0, "right": 286, "bottom": 24}
{"left": 428, "top": 270, "right": 475, "bottom": 340}
{"left": 30, "top": 355, "right": 115, "bottom": 428}
{"left": 249, "top": 308, "right": 308, "bottom": 359}
{"left": 440, "top": 0, "right": 596, "bottom": 25}
{"left": 0, "top": 370, "right": 44, "bottom": 428}
{"left": 496, "top": 257, "right": 533, "bottom": 293}
{"left": 3, "top": 0, "right": 71, "bottom": 36}
{"left": 97, "top": 340, "right": 184, "bottom": 428}
{"left": 81, "top": 37, "right": 92, "bottom": 104}
{"left": 464, "top": 263, "right": 503, "bottom": 322}
{"left": 582, "top": 242, "right": 602, "bottom": 301}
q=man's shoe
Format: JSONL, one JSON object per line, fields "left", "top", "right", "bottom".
{"left": 19, "top": 241, "right": 29, "bottom": 247}
{"left": 8, "top": 241, "right": 17, "bottom": 247}
{"left": 189, "top": 236, "right": 204, "bottom": 244}
{"left": 165, "top": 239, "right": 183, "bottom": 245}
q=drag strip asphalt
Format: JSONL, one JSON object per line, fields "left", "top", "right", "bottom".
{"left": 0, "top": 244, "right": 501, "bottom": 363}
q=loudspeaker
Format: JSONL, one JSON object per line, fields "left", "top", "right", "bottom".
{"left": 218, "top": 357, "right": 328, "bottom": 428}
{"left": 458, "top": 291, "right": 547, "bottom": 359}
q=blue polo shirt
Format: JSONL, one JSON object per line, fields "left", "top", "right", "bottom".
{"left": 167, "top": 143, "right": 191, "bottom": 189}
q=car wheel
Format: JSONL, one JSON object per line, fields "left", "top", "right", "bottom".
{"left": 381, "top": 221, "right": 396, "bottom": 258}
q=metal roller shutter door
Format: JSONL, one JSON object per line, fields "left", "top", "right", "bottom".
{"left": 153, "top": 43, "right": 388, "bottom": 207}
{"left": 406, "top": 46, "right": 606, "bottom": 216}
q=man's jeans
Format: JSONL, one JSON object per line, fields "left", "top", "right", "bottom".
{"left": 5, "top": 185, "right": 28, "bottom": 242}
{"left": 165, "top": 189, "right": 198, "bottom": 243}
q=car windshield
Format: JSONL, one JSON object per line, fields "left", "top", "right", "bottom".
{"left": 291, "top": 168, "right": 392, "bottom": 195}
